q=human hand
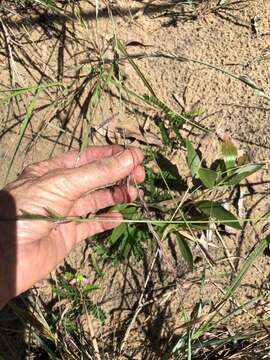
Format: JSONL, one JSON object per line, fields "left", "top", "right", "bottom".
{"left": 0, "top": 145, "right": 145, "bottom": 307}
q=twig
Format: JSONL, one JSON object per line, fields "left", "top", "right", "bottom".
{"left": 84, "top": 309, "right": 102, "bottom": 360}
{"left": 120, "top": 247, "right": 160, "bottom": 353}
{"left": 215, "top": 225, "right": 236, "bottom": 271}
{"left": 0, "top": 19, "right": 17, "bottom": 88}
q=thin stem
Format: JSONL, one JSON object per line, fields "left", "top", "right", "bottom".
{"left": 1, "top": 215, "right": 268, "bottom": 225}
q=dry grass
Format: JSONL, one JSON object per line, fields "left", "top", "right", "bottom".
{"left": 0, "top": 1, "right": 270, "bottom": 359}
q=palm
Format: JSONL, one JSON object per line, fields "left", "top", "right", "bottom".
{"left": 0, "top": 145, "right": 144, "bottom": 303}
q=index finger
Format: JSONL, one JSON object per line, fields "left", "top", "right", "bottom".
{"left": 25, "top": 145, "right": 124, "bottom": 176}
{"left": 53, "top": 145, "right": 124, "bottom": 168}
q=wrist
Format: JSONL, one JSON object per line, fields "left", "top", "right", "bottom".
{"left": 0, "top": 266, "right": 11, "bottom": 310}
{"left": 0, "top": 232, "right": 15, "bottom": 310}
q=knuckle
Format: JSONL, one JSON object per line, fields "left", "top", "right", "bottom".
{"left": 21, "top": 163, "right": 37, "bottom": 175}
{"left": 21, "top": 162, "right": 48, "bottom": 177}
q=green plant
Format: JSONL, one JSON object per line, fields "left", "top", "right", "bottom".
{"left": 0, "top": 1, "right": 269, "bottom": 359}
{"left": 53, "top": 272, "right": 106, "bottom": 329}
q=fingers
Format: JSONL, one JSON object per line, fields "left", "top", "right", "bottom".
{"left": 70, "top": 166, "right": 145, "bottom": 216}
{"left": 60, "top": 148, "right": 144, "bottom": 200}
{"left": 70, "top": 185, "right": 137, "bottom": 216}
{"left": 130, "top": 165, "right": 145, "bottom": 184}
{"left": 75, "top": 213, "right": 123, "bottom": 242}
{"left": 50, "top": 145, "right": 124, "bottom": 169}
{"left": 22, "top": 145, "right": 124, "bottom": 176}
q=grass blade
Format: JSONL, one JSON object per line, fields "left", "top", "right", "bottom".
{"left": 186, "top": 140, "right": 201, "bottom": 177}
{"left": 0, "top": 82, "right": 62, "bottom": 105}
{"left": 225, "top": 163, "right": 264, "bottom": 185}
{"left": 5, "top": 88, "right": 42, "bottom": 183}
{"left": 176, "top": 234, "right": 194, "bottom": 270}
{"left": 223, "top": 235, "right": 270, "bottom": 303}
{"left": 117, "top": 39, "right": 156, "bottom": 96}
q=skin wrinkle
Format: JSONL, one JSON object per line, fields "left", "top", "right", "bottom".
{"left": 17, "top": 180, "right": 68, "bottom": 216}
{"left": 69, "top": 184, "right": 138, "bottom": 217}
{"left": 23, "top": 163, "right": 50, "bottom": 178}
{"left": 96, "top": 156, "right": 127, "bottom": 182}
{"left": 0, "top": 146, "right": 145, "bottom": 304}
{"left": 72, "top": 150, "right": 140, "bottom": 196}
{"left": 86, "top": 187, "right": 117, "bottom": 214}
{"left": 52, "top": 145, "right": 124, "bottom": 172}
{"left": 80, "top": 144, "right": 123, "bottom": 167}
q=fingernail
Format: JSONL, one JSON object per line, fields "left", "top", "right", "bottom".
{"left": 127, "top": 186, "right": 138, "bottom": 201}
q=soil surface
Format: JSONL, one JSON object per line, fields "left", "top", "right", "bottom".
{"left": 0, "top": 1, "right": 270, "bottom": 359}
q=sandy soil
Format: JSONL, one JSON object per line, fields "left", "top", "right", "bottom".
{"left": 0, "top": 0, "right": 270, "bottom": 358}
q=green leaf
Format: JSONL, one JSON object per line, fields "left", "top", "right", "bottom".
{"left": 76, "top": 272, "right": 85, "bottom": 284}
{"left": 122, "top": 240, "right": 132, "bottom": 258}
{"left": 158, "top": 122, "right": 170, "bottom": 146}
{"left": 198, "top": 168, "right": 218, "bottom": 188}
{"left": 81, "top": 81, "right": 102, "bottom": 153}
{"left": 222, "top": 141, "right": 238, "bottom": 171}
{"left": 196, "top": 201, "right": 242, "bottom": 230}
{"left": 186, "top": 140, "right": 201, "bottom": 178}
{"left": 183, "top": 109, "right": 205, "bottom": 119}
{"left": 225, "top": 163, "right": 263, "bottom": 186}
{"left": 176, "top": 234, "right": 193, "bottom": 270}
{"left": 109, "top": 223, "right": 126, "bottom": 245}
{"left": 0, "top": 82, "right": 62, "bottom": 104}
{"left": 91, "top": 253, "right": 103, "bottom": 277}
{"left": 172, "top": 123, "right": 185, "bottom": 147}
{"left": 83, "top": 284, "right": 99, "bottom": 295}
{"left": 64, "top": 272, "right": 74, "bottom": 281}
{"left": 143, "top": 95, "right": 209, "bottom": 133}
